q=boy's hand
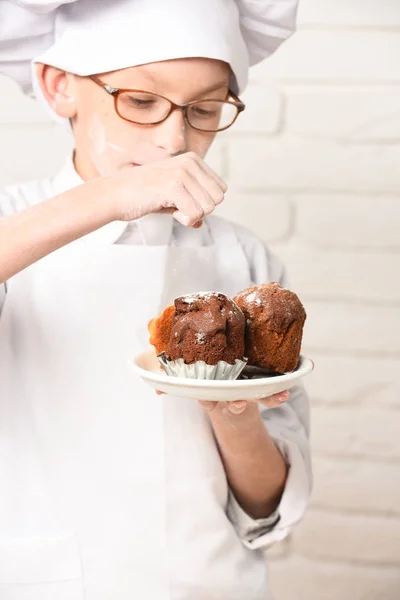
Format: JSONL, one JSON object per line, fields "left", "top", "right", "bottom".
{"left": 155, "top": 390, "right": 290, "bottom": 414}
{"left": 112, "top": 152, "right": 227, "bottom": 226}
{"left": 198, "top": 391, "right": 290, "bottom": 415}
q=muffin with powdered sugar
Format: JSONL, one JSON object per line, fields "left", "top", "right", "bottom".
{"left": 148, "top": 291, "right": 247, "bottom": 380}
{"left": 234, "top": 282, "right": 306, "bottom": 374}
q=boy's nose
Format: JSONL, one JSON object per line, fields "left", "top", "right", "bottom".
{"left": 152, "top": 108, "right": 187, "bottom": 156}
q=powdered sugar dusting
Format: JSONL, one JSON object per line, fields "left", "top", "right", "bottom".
{"left": 182, "top": 291, "right": 221, "bottom": 304}
{"left": 246, "top": 291, "right": 262, "bottom": 306}
{"left": 237, "top": 283, "right": 306, "bottom": 325}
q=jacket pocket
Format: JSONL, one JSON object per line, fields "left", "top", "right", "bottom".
{"left": 0, "top": 533, "right": 83, "bottom": 600}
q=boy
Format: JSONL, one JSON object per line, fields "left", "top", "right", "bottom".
{"left": 0, "top": 1, "right": 311, "bottom": 598}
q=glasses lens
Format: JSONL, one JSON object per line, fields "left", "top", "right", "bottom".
{"left": 186, "top": 100, "right": 238, "bottom": 131}
{"left": 117, "top": 91, "right": 171, "bottom": 124}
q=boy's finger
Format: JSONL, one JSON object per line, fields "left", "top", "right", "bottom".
{"left": 198, "top": 400, "right": 217, "bottom": 412}
{"left": 258, "top": 390, "right": 290, "bottom": 408}
{"left": 227, "top": 400, "right": 247, "bottom": 415}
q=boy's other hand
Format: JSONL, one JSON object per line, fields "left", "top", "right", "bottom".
{"left": 112, "top": 152, "right": 227, "bottom": 227}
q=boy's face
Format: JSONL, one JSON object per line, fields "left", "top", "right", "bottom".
{"left": 41, "top": 58, "right": 231, "bottom": 179}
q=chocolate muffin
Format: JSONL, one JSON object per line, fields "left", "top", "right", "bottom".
{"left": 165, "top": 292, "right": 245, "bottom": 365}
{"left": 148, "top": 304, "right": 175, "bottom": 356}
{"left": 234, "top": 282, "right": 306, "bottom": 373}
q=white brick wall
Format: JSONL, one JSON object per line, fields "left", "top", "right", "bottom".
{"left": 312, "top": 458, "right": 400, "bottom": 513}
{"left": 227, "top": 139, "right": 400, "bottom": 192}
{"left": 292, "top": 510, "right": 400, "bottom": 565}
{"left": 0, "top": 1, "right": 399, "bottom": 598}
{"left": 294, "top": 195, "right": 400, "bottom": 248}
{"left": 311, "top": 406, "right": 400, "bottom": 460}
{"left": 270, "top": 557, "right": 400, "bottom": 600}
{"left": 285, "top": 88, "right": 400, "bottom": 141}
{"left": 297, "top": 0, "right": 400, "bottom": 27}
{"left": 252, "top": 31, "right": 400, "bottom": 83}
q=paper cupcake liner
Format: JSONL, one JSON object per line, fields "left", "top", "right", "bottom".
{"left": 158, "top": 353, "right": 248, "bottom": 380}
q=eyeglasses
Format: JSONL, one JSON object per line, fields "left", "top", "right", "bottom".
{"left": 88, "top": 75, "right": 245, "bottom": 132}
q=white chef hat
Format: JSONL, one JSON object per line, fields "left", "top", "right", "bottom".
{"left": 1, "top": 0, "right": 298, "bottom": 98}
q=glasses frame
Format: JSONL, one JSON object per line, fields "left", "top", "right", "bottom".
{"left": 88, "top": 75, "right": 245, "bottom": 132}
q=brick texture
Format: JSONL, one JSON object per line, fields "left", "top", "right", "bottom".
{"left": 311, "top": 407, "right": 400, "bottom": 460}
{"left": 302, "top": 302, "right": 400, "bottom": 354}
{"left": 252, "top": 31, "right": 400, "bottom": 83}
{"left": 298, "top": 0, "right": 400, "bottom": 27}
{"left": 228, "top": 138, "right": 400, "bottom": 192}
{"left": 271, "top": 245, "right": 400, "bottom": 301}
{"left": 270, "top": 557, "right": 400, "bottom": 600}
{"left": 311, "top": 457, "right": 400, "bottom": 514}
{"left": 292, "top": 510, "right": 400, "bottom": 565}
{"left": 294, "top": 195, "right": 400, "bottom": 249}
{"left": 303, "top": 355, "right": 400, "bottom": 405}
{"left": 286, "top": 87, "right": 400, "bottom": 141}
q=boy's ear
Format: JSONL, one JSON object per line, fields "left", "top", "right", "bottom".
{"left": 35, "top": 64, "right": 78, "bottom": 119}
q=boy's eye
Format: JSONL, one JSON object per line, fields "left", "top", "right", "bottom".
{"left": 191, "top": 104, "right": 220, "bottom": 119}
{"left": 193, "top": 107, "right": 216, "bottom": 117}
{"left": 124, "top": 94, "right": 157, "bottom": 108}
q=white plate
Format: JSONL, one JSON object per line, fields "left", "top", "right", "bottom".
{"left": 131, "top": 350, "right": 314, "bottom": 402}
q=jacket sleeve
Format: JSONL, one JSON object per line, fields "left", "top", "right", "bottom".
{"left": 227, "top": 230, "right": 312, "bottom": 550}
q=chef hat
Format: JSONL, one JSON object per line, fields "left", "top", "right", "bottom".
{"left": 1, "top": 0, "right": 298, "bottom": 98}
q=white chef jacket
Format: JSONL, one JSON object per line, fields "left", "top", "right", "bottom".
{"left": 0, "top": 157, "right": 311, "bottom": 599}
